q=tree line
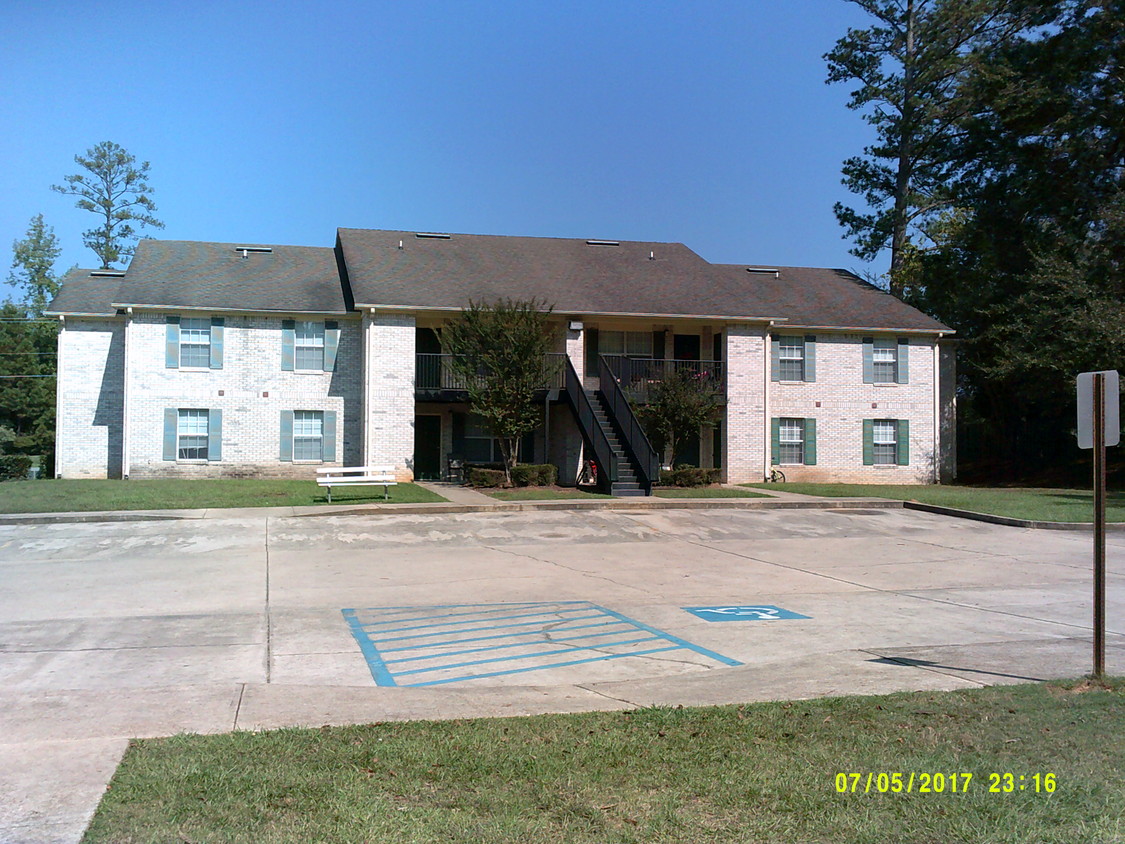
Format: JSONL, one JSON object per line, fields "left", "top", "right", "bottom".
{"left": 828, "top": 0, "right": 1124, "bottom": 482}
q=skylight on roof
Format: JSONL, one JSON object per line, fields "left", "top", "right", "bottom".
{"left": 585, "top": 239, "right": 619, "bottom": 246}
{"left": 746, "top": 267, "right": 780, "bottom": 277}
{"left": 234, "top": 246, "right": 273, "bottom": 253}
{"left": 415, "top": 232, "right": 451, "bottom": 239}
{"left": 90, "top": 270, "right": 125, "bottom": 277}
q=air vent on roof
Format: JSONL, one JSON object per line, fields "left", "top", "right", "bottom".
{"left": 746, "top": 267, "right": 780, "bottom": 278}
{"left": 415, "top": 232, "right": 451, "bottom": 239}
{"left": 90, "top": 270, "right": 126, "bottom": 277}
{"left": 234, "top": 246, "right": 273, "bottom": 259}
{"left": 586, "top": 239, "right": 619, "bottom": 247}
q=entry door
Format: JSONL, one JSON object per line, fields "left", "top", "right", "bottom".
{"left": 673, "top": 334, "right": 700, "bottom": 361}
{"left": 414, "top": 415, "right": 443, "bottom": 481}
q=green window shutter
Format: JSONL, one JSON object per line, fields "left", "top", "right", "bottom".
{"left": 804, "top": 418, "right": 817, "bottom": 465}
{"left": 281, "top": 319, "right": 295, "bottom": 371}
{"left": 862, "top": 338, "right": 874, "bottom": 383}
{"left": 770, "top": 418, "right": 780, "bottom": 465}
{"left": 897, "top": 419, "right": 910, "bottom": 465}
{"left": 163, "top": 408, "right": 178, "bottom": 460}
{"left": 896, "top": 338, "right": 909, "bottom": 384}
{"left": 770, "top": 336, "right": 780, "bottom": 381}
{"left": 209, "top": 317, "right": 224, "bottom": 369}
{"left": 323, "top": 411, "right": 337, "bottom": 462}
{"left": 324, "top": 321, "right": 340, "bottom": 372}
{"left": 207, "top": 409, "right": 222, "bottom": 461}
{"left": 165, "top": 317, "right": 180, "bottom": 368}
{"left": 584, "top": 328, "right": 599, "bottom": 375}
{"left": 279, "top": 410, "right": 294, "bottom": 461}
{"left": 863, "top": 419, "right": 875, "bottom": 465}
{"left": 804, "top": 335, "right": 816, "bottom": 382}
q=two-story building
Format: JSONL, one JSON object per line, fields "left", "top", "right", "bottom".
{"left": 47, "top": 228, "right": 956, "bottom": 493}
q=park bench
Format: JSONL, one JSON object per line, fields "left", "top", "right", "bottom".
{"left": 316, "top": 465, "right": 397, "bottom": 502}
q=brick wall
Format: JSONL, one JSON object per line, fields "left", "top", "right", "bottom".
{"left": 767, "top": 332, "right": 939, "bottom": 484}
{"left": 56, "top": 319, "right": 124, "bottom": 478}
{"left": 126, "top": 312, "right": 362, "bottom": 479}
{"left": 723, "top": 325, "right": 768, "bottom": 483}
{"left": 364, "top": 312, "right": 416, "bottom": 481}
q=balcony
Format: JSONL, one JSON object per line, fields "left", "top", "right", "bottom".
{"left": 601, "top": 355, "right": 726, "bottom": 405}
{"left": 415, "top": 353, "right": 567, "bottom": 398}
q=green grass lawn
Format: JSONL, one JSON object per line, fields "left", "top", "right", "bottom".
{"left": 84, "top": 679, "right": 1125, "bottom": 844}
{"left": 0, "top": 479, "right": 447, "bottom": 514}
{"left": 489, "top": 488, "right": 614, "bottom": 501}
{"left": 741, "top": 483, "right": 1125, "bottom": 523}
{"left": 653, "top": 487, "right": 770, "bottom": 499}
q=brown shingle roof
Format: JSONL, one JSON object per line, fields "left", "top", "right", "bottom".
{"left": 111, "top": 240, "right": 349, "bottom": 313}
{"left": 45, "top": 268, "right": 122, "bottom": 316}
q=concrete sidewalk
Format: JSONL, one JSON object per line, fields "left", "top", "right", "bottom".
{"left": 2, "top": 506, "right": 1122, "bottom": 842}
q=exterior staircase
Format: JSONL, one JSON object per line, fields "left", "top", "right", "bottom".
{"left": 587, "top": 390, "right": 646, "bottom": 496}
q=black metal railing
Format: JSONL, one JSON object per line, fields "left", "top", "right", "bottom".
{"left": 415, "top": 353, "right": 567, "bottom": 392}
{"left": 599, "top": 355, "right": 659, "bottom": 494}
{"left": 601, "top": 356, "right": 725, "bottom": 404}
{"left": 562, "top": 355, "right": 617, "bottom": 486}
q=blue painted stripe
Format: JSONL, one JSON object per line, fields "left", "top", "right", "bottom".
{"left": 390, "top": 636, "right": 662, "bottom": 675}
{"left": 354, "top": 602, "right": 576, "bottom": 628}
{"left": 590, "top": 604, "right": 743, "bottom": 667}
{"left": 344, "top": 601, "right": 588, "bottom": 615}
{"left": 358, "top": 606, "right": 592, "bottom": 635}
{"left": 340, "top": 609, "right": 397, "bottom": 687}
{"left": 383, "top": 626, "right": 643, "bottom": 664}
{"left": 368, "top": 613, "right": 605, "bottom": 645}
{"left": 400, "top": 646, "right": 683, "bottom": 687}
{"left": 376, "top": 620, "right": 631, "bottom": 654}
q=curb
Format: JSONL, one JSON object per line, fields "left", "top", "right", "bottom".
{"left": 902, "top": 500, "right": 1125, "bottom": 531}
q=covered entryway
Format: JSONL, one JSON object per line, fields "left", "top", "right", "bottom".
{"left": 413, "top": 415, "right": 443, "bottom": 481}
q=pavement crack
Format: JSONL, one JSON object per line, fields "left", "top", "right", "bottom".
{"left": 481, "top": 544, "right": 650, "bottom": 595}
{"left": 575, "top": 684, "right": 640, "bottom": 708}
{"left": 265, "top": 518, "right": 272, "bottom": 685}
{"left": 233, "top": 682, "right": 247, "bottom": 729}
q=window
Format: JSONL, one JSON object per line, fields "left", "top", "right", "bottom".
{"left": 295, "top": 321, "right": 325, "bottom": 370}
{"left": 779, "top": 418, "right": 805, "bottom": 464}
{"left": 465, "top": 413, "right": 503, "bottom": 463}
{"left": 600, "top": 330, "right": 653, "bottom": 358}
{"left": 293, "top": 410, "right": 324, "bottom": 461}
{"left": 177, "top": 409, "right": 209, "bottom": 460}
{"left": 778, "top": 338, "right": 804, "bottom": 381}
{"left": 873, "top": 420, "right": 897, "bottom": 465}
{"left": 873, "top": 339, "right": 897, "bottom": 383}
{"left": 179, "top": 318, "right": 211, "bottom": 368}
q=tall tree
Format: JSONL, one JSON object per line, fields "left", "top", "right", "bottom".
{"left": 51, "top": 141, "right": 164, "bottom": 268}
{"left": 825, "top": 0, "right": 1058, "bottom": 295}
{"left": 0, "top": 303, "right": 56, "bottom": 471}
{"left": 632, "top": 368, "right": 723, "bottom": 467}
{"left": 8, "top": 214, "right": 62, "bottom": 316}
{"left": 442, "top": 299, "right": 556, "bottom": 485}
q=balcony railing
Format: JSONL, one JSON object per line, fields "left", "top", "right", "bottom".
{"left": 601, "top": 356, "right": 726, "bottom": 404}
{"left": 415, "top": 353, "right": 567, "bottom": 392}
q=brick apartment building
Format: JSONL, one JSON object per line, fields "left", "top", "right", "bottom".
{"left": 47, "top": 228, "right": 956, "bottom": 493}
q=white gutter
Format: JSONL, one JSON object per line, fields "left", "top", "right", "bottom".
{"left": 122, "top": 308, "right": 133, "bottom": 479}
{"left": 932, "top": 337, "right": 941, "bottom": 483}
{"left": 54, "top": 316, "right": 64, "bottom": 478}
{"left": 764, "top": 321, "right": 774, "bottom": 480}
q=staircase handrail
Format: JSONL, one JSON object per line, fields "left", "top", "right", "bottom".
{"left": 562, "top": 356, "right": 618, "bottom": 485}
{"left": 598, "top": 355, "right": 660, "bottom": 493}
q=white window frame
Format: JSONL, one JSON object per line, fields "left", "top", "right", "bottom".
{"left": 179, "top": 318, "right": 211, "bottom": 369}
{"left": 872, "top": 339, "right": 897, "bottom": 384}
{"left": 778, "top": 338, "right": 804, "bottom": 381}
{"left": 601, "top": 330, "right": 653, "bottom": 359}
{"left": 292, "top": 410, "right": 324, "bottom": 461}
{"left": 873, "top": 419, "right": 897, "bottom": 465}
{"left": 778, "top": 417, "right": 805, "bottom": 465}
{"left": 294, "top": 321, "right": 325, "bottom": 371}
{"left": 177, "top": 409, "right": 209, "bottom": 460}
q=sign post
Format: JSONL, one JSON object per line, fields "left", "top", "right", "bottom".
{"left": 1077, "top": 370, "right": 1120, "bottom": 678}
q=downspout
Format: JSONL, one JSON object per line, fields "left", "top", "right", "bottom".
{"left": 932, "top": 334, "right": 941, "bottom": 483}
{"left": 363, "top": 309, "right": 374, "bottom": 465}
{"left": 121, "top": 308, "right": 132, "bottom": 479}
{"left": 763, "top": 321, "right": 774, "bottom": 480}
{"left": 54, "top": 316, "right": 64, "bottom": 478}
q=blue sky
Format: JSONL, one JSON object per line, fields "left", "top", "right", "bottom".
{"left": 2, "top": 1, "right": 877, "bottom": 299}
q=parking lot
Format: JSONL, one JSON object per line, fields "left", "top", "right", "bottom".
{"left": 2, "top": 506, "right": 1123, "bottom": 842}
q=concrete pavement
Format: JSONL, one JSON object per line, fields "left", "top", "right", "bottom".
{"left": 1, "top": 506, "right": 1122, "bottom": 842}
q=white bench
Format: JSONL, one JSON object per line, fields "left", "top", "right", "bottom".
{"left": 316, "top": 465, "right": 397, "bottom": 502}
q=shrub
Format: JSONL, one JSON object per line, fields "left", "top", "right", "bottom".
{"left": 467, "top": 467, "right": 507, "bottom": 488}
{"left": 0, "top": 455, "right": 33, "bottom": 481}
{"left": 659, "top": 466, "right": 722, "bottom": 487}
{"left": 510, "top": 463, "right": 558, "bottom": 487}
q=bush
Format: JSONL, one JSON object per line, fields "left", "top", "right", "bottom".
{"left": 0, "top": 455, "right": 33, "bottom": 481}
{"left": 659, "top": 466, "right": 722, "bottom": 487}
{"left": 510, "top": 463, "right": 559, "bottom": 487}
{"left": 467, "top": 467, "right": 507, "bottom": 488}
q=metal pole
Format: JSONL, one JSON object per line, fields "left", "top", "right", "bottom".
{"left": 1093, "top": 372, "right": 1106, "bottom": 678}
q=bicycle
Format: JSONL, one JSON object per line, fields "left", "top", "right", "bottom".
{"left": 765, "top": 467, "right": 786, "bottom": 483}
